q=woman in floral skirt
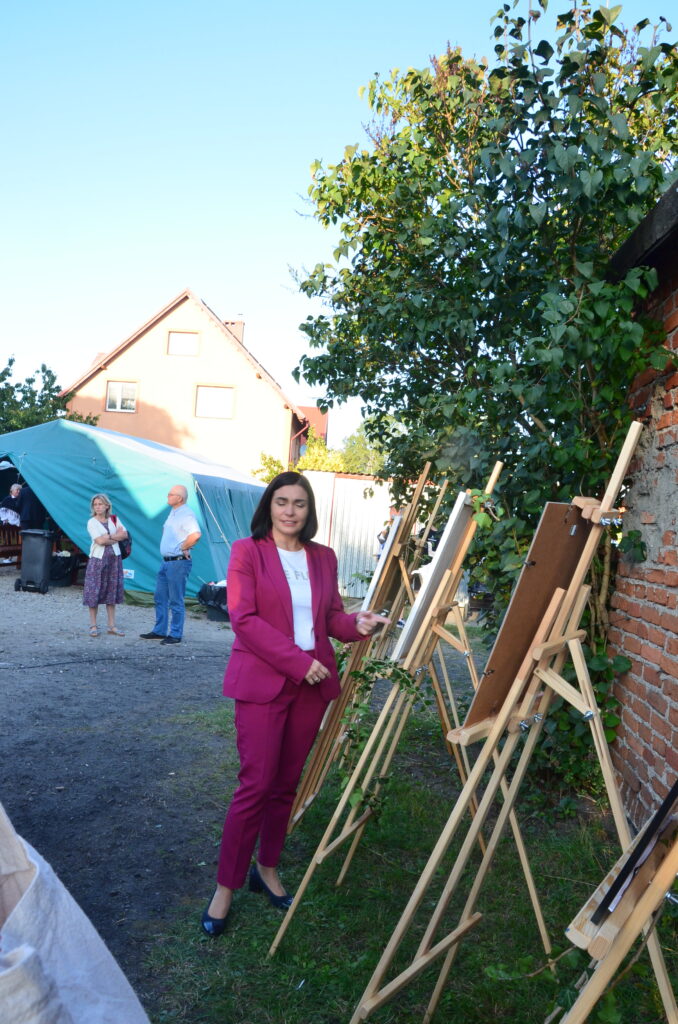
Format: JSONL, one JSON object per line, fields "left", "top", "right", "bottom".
{"left": 83, "top": 493, "right": 128, "bottom": 637}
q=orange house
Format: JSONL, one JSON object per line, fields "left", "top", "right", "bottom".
{"left": 64, "top": 290, "right": 311, "bottom": 475}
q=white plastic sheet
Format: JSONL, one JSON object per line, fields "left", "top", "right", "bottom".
{"left": 0, "top": 803, "right": 149, "bottom": 1024}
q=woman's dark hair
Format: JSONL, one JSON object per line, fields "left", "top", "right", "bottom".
{"left": 250, "top": 471, "right": 318, "bottom": 542}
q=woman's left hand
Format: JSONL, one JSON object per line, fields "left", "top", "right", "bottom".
{"left": 355, "top": 611, "right": 391, "bottom": 637}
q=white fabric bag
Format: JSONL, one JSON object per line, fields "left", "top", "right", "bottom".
{"left": 0, "top": 802, "right": 149, "bottom": 1024}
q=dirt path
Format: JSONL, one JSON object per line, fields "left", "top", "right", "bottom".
{"left": 0, "top": 567, "right": 237, "bottom": 1009}
{"left": 0, "top": 565, "right": 483, "bottom": 1020}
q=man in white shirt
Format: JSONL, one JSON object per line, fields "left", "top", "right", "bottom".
{"left": 140, "top": 484, "right": 201, "bottom": 645}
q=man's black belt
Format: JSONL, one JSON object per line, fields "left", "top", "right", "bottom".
{"left": 163, "top": 554, "right": 190, "bottom": 561}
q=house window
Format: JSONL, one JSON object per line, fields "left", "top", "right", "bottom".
{"left": 168, "top": 331, "right": 199, "bottom": 356}
{"left": 195, "top": 386, "right": 234, "bottom": 419}
{"left": 106, "top": 381, "right": 137, "bottom": 413}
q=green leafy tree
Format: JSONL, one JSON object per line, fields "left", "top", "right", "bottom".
{"left": 342, "top": 421, "right": 386, "bottom": 475}
{"left": 0, "top": 358, "right": 97, "bottom": 434}
{"left": 295, "top": 426, "right": 347, "bottom": 472}
{"left": 294, "top": 2, "right": 678, "bottom": 788}
{"left": 252, "top": 452, "right": 288, "bottom": 482}
{"left": 296, "top": 1, "right": 677, "bottom": 636}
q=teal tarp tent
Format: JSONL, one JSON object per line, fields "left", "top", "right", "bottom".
{"left": 0, "top": 420, "right": 264, "bottom": 597}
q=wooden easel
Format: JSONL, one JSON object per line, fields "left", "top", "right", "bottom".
{"left": 269, "top": 465, "right": 517, "bottom": 958}
{"left": 289, "top": 463, "right": 446, "bottom": 830}
{"left": 349, "top": 422, "right": 678, "bottom": 1024}
{"left": 558, "top": 779, "right": 678, "bottom": 1023}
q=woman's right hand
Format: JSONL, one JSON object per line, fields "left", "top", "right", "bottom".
{"left": 304, "top": 659, "right": 330, "bottom": 686}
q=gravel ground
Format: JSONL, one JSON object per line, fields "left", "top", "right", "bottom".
{"left": 0, "top": 564, "right": 237, "bottom": 1010}
{"left": 0, "top": 563, "right": 481, "bottom": 1018}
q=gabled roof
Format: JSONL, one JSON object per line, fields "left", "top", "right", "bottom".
{"left": 62, "top": 288, "right": 308, "bottom": 421}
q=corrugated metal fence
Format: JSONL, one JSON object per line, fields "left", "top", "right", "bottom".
{"left": 304, "top": 471, "right": 393, "bottom": 600}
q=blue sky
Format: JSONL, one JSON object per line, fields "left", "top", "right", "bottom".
{"left": 1, "top": 0, "right": 672, "bottom": 444}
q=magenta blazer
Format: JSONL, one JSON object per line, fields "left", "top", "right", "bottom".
{"left": 223, "top": 535, "right": 362, "bottom": 704}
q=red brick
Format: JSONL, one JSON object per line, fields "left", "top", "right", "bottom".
{"left": 629, "top": 674, "right": 650, "bottom": 697}
{"left": 647, "top": 684, "right": 667, "bottom": 708}
{"left": 618, "top": 759, "right": 641, "bottom": 792}
{"left": 610, "top": 592, "right": 634, "bottom": 613}
{"left": 640, "top": 643, "right": 662, "bottom": 667}
{"left": 619, "top": 563, "right": 651, "bottom": 583}
{"left": 620, "top": 707, "right": 635, "bottom": 730}
{"left": 641, "top": 604, "right": 664, "bottom": 627}
{"left": 624, "top": 657, "right": 643, "bottom": 677}
{"left": 647, "top": 569, "right": 678, "bottom": 587}
{"left": 652, "top": 739, "right": 667, "bottom": 763}
{"left": 626, "top": 732, "right": 644, "bottom": 756}
{"left": 630, "top": 692, "right": 651, "bottom": 716}
{"left": 623, "top": 619, "right": 649, "bottom": 640}
{"left": 660, "top": 609, "right": 678, "bottom": 634}
{"left": 633, "top": 367, "right": 661, "bottom": 389}
{"left": 648, "top": 626, "right": 667, "bottom": 647}
{"left": 658, "top": 547, "right": 678, "bottom": 566}
{"left": 608, "top": 628, "right": 624, "bottom": 651}
{"left": 621, "top": 634, "right": 642, "bottom": 656}
{"left": 656, "top": 428, "right": 678, "bottom": 448}
{"left": 666, "top": 308, "right": 678, "bottom": 333}
{"left": 657, "top": 410, "right": 678, "bottom": 429}
{"left": 650, "top": 712, "right": 670, "bottom": 739}
{"left": 647, "top": 586, "right": 670, "bottom": 606}
{"left": 654, "top": 778, "right": 670, "bottom": 803}
{"left": 667, "top": 636, "right": 678, "bottom": 658}
{"left": 659, "top": 650, "right": 678, "bottom": 676}
{"left": 640, "top": 512, "right": 657, "bottom": 524}
{"left": 637, "top": 719, "right": 653, "bottom": 744}
{"left": 665, "top": 372, "right": 678, "bottom": 390}
{"left": 642, "top": 664, "right": 662, "bottom": 687}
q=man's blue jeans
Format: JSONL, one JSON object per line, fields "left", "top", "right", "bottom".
{"left": 152, "top": 559, "right": 192, "bottom": 639}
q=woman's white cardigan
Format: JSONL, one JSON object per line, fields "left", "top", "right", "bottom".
{"left": 87, "top": 516, "right": 124, "bottom": 559}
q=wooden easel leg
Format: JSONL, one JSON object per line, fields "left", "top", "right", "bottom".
{"left": 558, "top": 843, "right": 678, "bottom": 1024}
{"left": 269, "top": 680, "right": 403, "bottom": 956}
{"left": 336, "top": 688, "right": 418, "bottom": 886}
{"left": 351, "top": 670, "right": 533, "bottom": 1019}
{"left": 423, "top": 685, "right": 556, "bottom": 1022}
{"left": 289, "top": 643, "right": 368, "bottom": 827}
{"left": 568, "top": 638, "right": 678, "bottom": 1022}
{"left": 440, "top": 613, "right": 553, "bottom": 967}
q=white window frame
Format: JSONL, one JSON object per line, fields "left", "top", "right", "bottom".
{"left": 195, "top": 385, "right": 235, "bottom": 419}
{"left": 106, "top": 381, "right": 137, "bottom": 413}
{"left": 167, "top": 331, "right": 200, "bottom": 356}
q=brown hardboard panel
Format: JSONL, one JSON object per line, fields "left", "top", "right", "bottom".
{"left": 465, "top": 503, "right": 593, "bottom": 727}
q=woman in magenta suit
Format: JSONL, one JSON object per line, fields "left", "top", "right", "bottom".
{"left": 202, "top": 471, "right": 389, "bottom": 936}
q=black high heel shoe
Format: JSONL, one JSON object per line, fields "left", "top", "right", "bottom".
{"left": 200, "top": 898, "right": 230, "bottom": 937}
{"left": 249, "top": 863, "right": 294, "bottom": 909}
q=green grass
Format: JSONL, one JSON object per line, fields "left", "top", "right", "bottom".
{"left": 143, "top": 702, "right": 677, "bottom": 1024}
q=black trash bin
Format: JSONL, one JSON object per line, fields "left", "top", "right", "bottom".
{"left": 15, "top": 530, "right": 54, "bottom": 594}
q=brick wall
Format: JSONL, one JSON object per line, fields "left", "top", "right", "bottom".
{"left": 608, "top": 259, "right": 678, "bottom": 826}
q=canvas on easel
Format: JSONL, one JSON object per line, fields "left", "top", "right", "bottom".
{"left": 348, "top": 421, "right": 678, "bottom": 1024}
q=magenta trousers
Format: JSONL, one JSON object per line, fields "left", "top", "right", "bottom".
{"left": 216, "top": 677, "right": 328, "bottom": 890}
